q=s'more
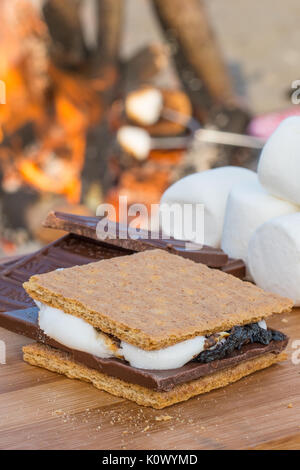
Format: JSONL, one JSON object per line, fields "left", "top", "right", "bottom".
{"left": 23, "top": 250, "right": 292, "bottom": 409}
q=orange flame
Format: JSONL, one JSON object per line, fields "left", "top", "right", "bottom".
{"left": 0, "top": 0, "right": 104, "bottom": 204}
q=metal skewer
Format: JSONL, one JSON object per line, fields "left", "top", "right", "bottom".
{"left": 151, "top": 108, "right": 265, "bottom": 150}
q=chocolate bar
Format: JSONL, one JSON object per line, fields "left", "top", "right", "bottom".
{"left": 43, "top": 211, "right": 231, "bottom": 269}
{"left": 221, "top": 258, "right": 246, "bottom": 278}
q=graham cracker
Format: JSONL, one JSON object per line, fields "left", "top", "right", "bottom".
{"left": 23, "top": 249, "right": 293, "bottom": 350}
{"left": 23, "top": 343, "right": 286, "bottom": 409}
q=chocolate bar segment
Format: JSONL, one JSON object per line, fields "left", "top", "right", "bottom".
{"left": 221, "top": 258, "right": 246, "bottom": 279}
{"left": 0, "top": 234, "right": 133, "bottom": 313}
{"left": 43, "top": 211, "right": 229, "bottom": 268}
{"left": 0, "top": 307, "right": 287, "bottom": 392}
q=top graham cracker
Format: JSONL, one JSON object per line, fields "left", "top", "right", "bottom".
{"left": 23, "top": 250, "right": 293, "bottom": 350}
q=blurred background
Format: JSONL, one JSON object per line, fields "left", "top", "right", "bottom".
{"left": 0, "top": 0, "right": 300, "bottom": 257}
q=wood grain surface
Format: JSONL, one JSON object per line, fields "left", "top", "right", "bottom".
{"left": 0, "top": 310, "right": 299, "bottom": 450}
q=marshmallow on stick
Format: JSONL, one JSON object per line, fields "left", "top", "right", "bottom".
{"left": 258, "top": 116, "right": 300, "bottom": 205}
{"left": 221, "top": 177, "right": 298, "bottom": 269}
{"left": 117, "top": 126, "right": 151, "bottom": 161}
{"left": 125, "top": 87, "right": 163, "bottom": 126}
{"left": 248, "top": 213, "right": 300, "bottom": 305}
{"left": 160, "top": 166, "right": 256, "bottom": 248}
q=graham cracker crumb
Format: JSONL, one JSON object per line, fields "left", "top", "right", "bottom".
{"left": 155, "top": 415, "right": 172, "bottom": 422}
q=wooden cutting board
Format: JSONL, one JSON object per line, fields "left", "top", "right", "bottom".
{"left": 0, "top": 310, "right": 300, "bottom": 450}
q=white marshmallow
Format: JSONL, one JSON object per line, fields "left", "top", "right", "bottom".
{"left": 120, "top": 336, "right": 206, "bottom": 370}
{"left": 221, "top": 177, "right": 298, "bottom": 271}
{"left": 37, "top": 302, "right": 115, "bottom": 359}
{"left": 248, "top": 213, "right": 300, "bottom": 305}
{"left": 125, "top": 88, "right": 163, "bottom": 126}
{"left": 36, "top": 301, "right": 207, "bottom": 370}
{"left": 117, "top": 126, "right": 151, "bottom": 161}
{"left": 258, "top": 116, "right": 300, "bottom": 205}
{"left": 258, "top": 320, "right": 267, "bottom": 330}
{"left": 160, "top": 166, "right": 256, "bottom": 248}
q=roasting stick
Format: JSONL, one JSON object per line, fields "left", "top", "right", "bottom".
{"left": 151, "top": 108, "right": 265, "bottom": 150}
{"left": 150, "top": 130, "right": 265, "bottom": 151}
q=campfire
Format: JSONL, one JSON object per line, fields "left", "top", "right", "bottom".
{"left": 0, "top": 0, "right": 105, "bottom": 203}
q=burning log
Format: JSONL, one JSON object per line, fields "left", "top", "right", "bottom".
{"left": 150, "top": 0, "right": 254, "bottom": 174}
{"left": 121, "top": 44, "right": 169, "bottom": 91}
{"left": 43, "top": 0, "right": 123, "bottom": 74}
{"left": 152, "top": 0, "right": 234, "bottom": 110}
{"left": 41, "top": 0, "right": 124, "bottom": 210}
{"left": 42, "top": 0, "right": 88, "bottom": 67}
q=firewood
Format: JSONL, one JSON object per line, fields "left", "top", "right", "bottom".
{"left": 43, "top": 0, "right": 123, "bottom": 73}
{"left": 152, "top": 0, "right": 234, "bottom": 105}
{"left": 43, "top": 0, "right": 88, "bottom": 67}
{"left": 151, "top": 0, "right": 256, "bottom": 175}
{"left": 121, "top": 43, "right": 169, "bottom": 91}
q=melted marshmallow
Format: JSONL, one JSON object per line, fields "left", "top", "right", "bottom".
{"left": 120, "top": 336, "right": 206, "bottom": 370}
{"left": 125, "top": 88, "right": 163, "bottom": 126}
{"left": 36, "top": 302, "right": 206, "bottom": 369}
{"left": 258, "top": 319, "right": 267, "bottom": 330}
{"left": 36, "top": 302, "right": 268, "bottom": 370}
{"left": 37, "top": 301, "right": 115, "bottom": 359}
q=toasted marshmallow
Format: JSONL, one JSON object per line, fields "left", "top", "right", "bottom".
{"left": 37, "top": 301, "right": 117, "bottom": 358}
{"left": 117, "top": 126, "right": 151, "bottom": 161}
{"left": 120, "top": 336, "right": 206, "bottom": 370}
{"left": 125, "top": 88, "right": 163, "bottom": 126}
{"left": 36, "top": 302, "right": 208, "bottom": 370}
{"left": 258, "top": 320, "right": 267, "bottom": 330}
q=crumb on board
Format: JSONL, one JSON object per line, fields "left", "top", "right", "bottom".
{"left": 155, "top": 415, "right": 172, "bottom": 422}
{"left": 287, "top": 403, "right": 293, "bottom": 408}
{"left": 281, "top": 318, "right": 288, "bottom": 323}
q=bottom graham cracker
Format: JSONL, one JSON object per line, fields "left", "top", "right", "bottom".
{"left": 23, "top": 343, "right": 286, "bottom": 409}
